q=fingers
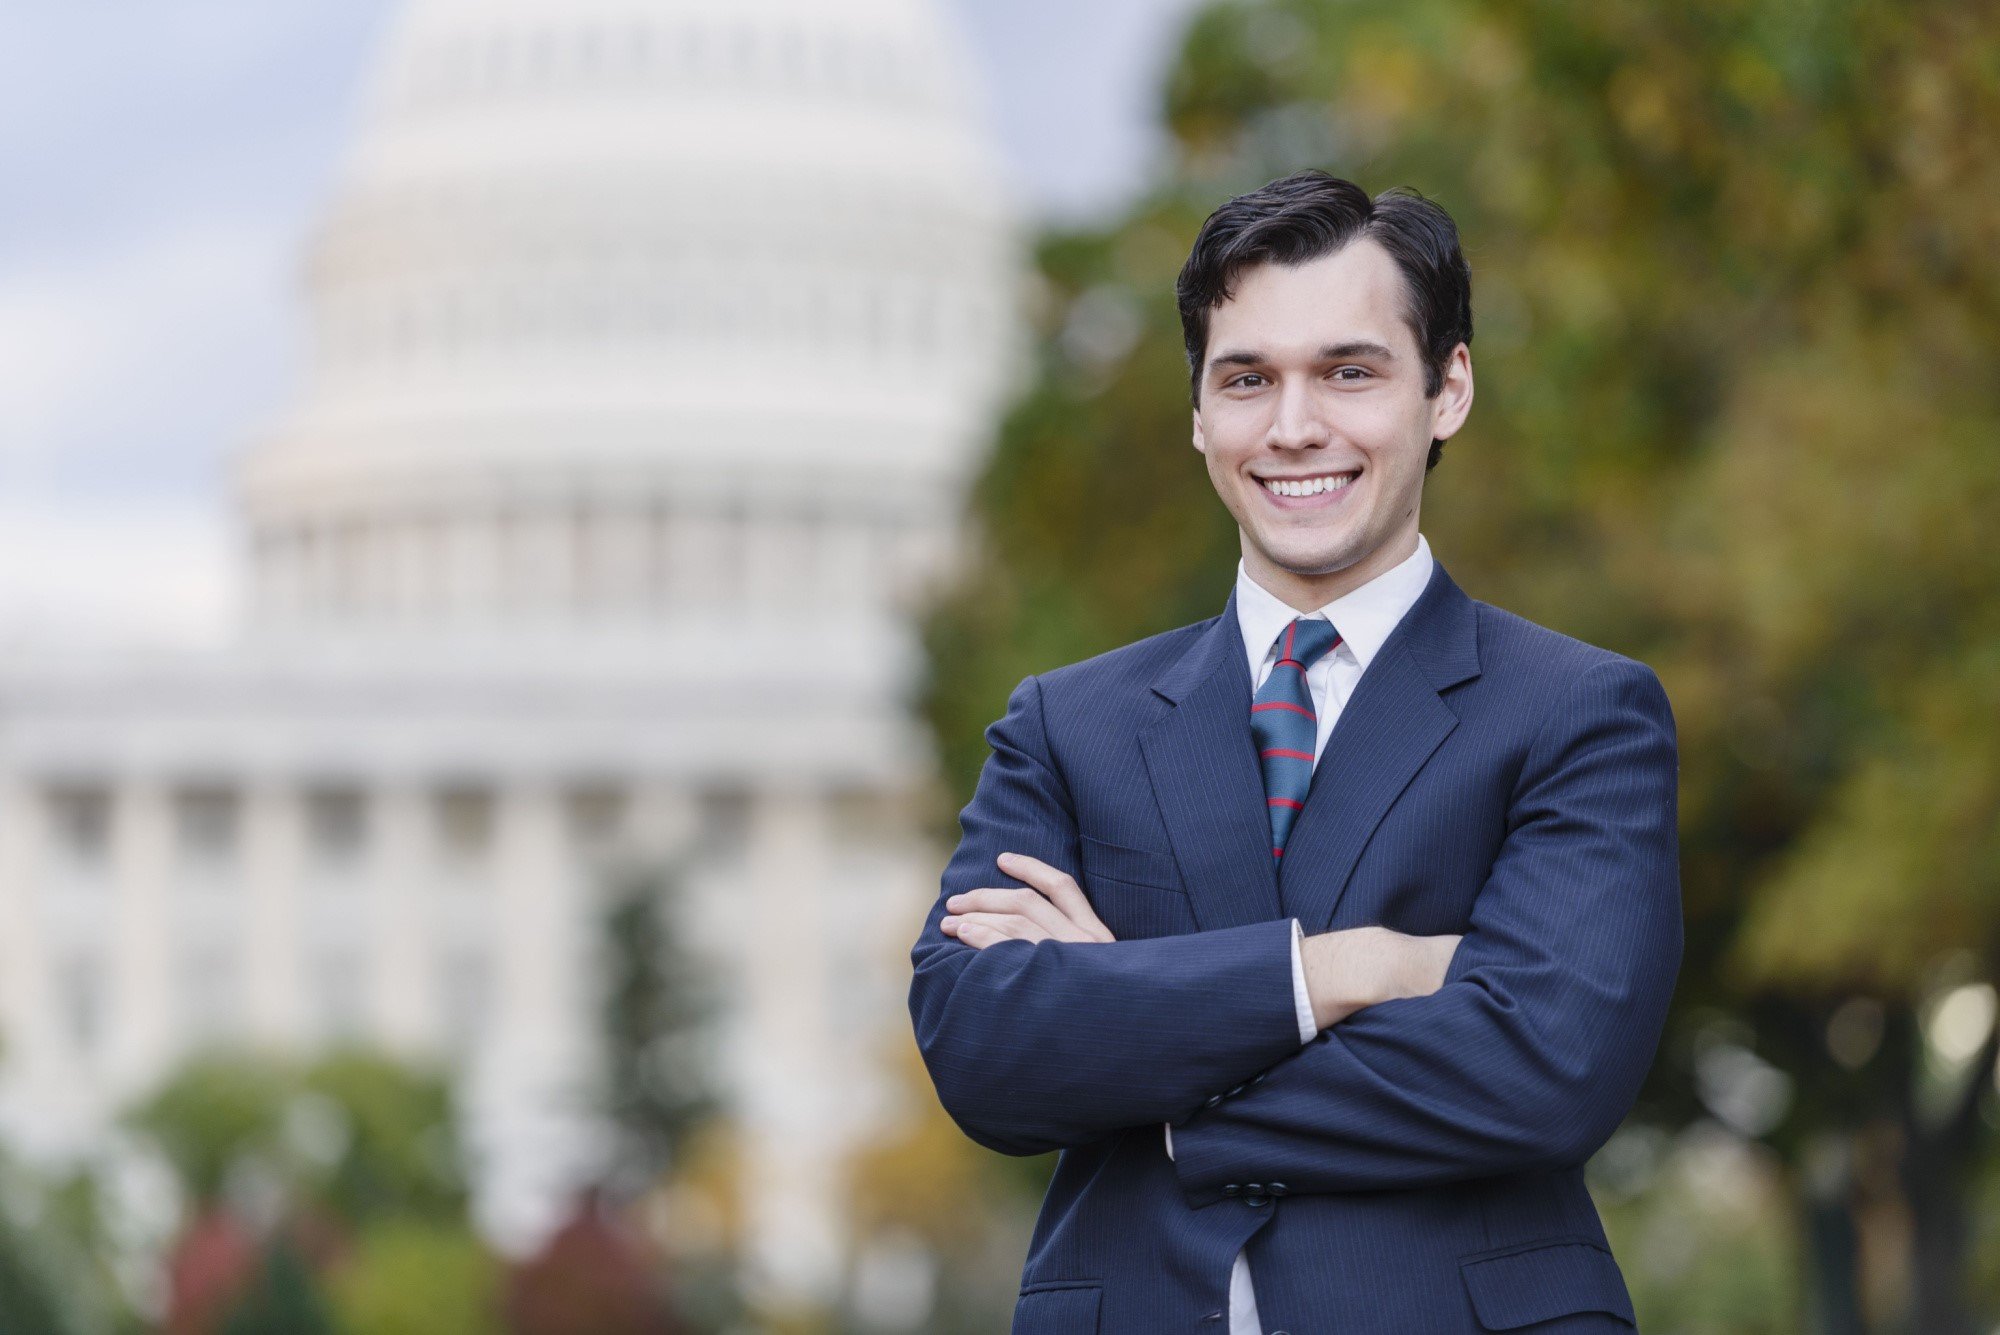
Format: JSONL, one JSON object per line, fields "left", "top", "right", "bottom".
{"left": 940, "top": 910, "right": 1048, "bottom": 949}
{"left": 994, "top": 851, "right": 1116, "bottom": 943}
{"left": 938, "top": 847, "right": 1123, "bottom": 949}
{"left": 945, "top": 885, "right": 1085, "bottom": 941}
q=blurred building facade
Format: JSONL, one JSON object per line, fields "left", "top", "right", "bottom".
{"left": 0, "top": 0, "right": 1019, "bottom": 1309}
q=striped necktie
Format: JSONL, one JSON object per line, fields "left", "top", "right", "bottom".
{"left": 1250, "top": 616, "right": 1343, "bottom": 859}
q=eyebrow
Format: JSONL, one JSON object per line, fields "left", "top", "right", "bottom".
{"left": 1205, "top": 341, "right": 1399, "bottom": 375}
{"left": 1318, "top": 340, "right": 1397, "bottom": 361}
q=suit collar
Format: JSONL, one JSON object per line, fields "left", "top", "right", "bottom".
{"left": 1392, "top": 555, "right": 1483, "bottom": 694}
{"left": 1151, "top": 551, "right": 1481, "bottom": 706}
{"left": 1232, "top": 532, "right": 1436, "bottom": 680}
{"left": 1141, "top": 554, "right": 1482, "bottom": 933}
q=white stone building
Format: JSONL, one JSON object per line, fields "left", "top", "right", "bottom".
{"left": 0, "top": 0, "right": 1020, "bottom": 1309}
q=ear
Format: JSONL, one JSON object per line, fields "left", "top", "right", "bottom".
{"left": 1429, "top": 344, "right": 1475, "bottom": 442}
{"left": 1191, "top": 406, "right": 1207, "bottom": 455}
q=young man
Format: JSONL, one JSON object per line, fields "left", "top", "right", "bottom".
{"left": 909, "top": 171, "right": 1680, "bottom": 1334}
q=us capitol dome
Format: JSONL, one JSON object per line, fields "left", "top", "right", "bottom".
{"left": 0, "top": 0, "right": 1022, "bottom": 1311}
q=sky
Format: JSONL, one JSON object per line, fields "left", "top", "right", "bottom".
{"left": 0, "top": 0, "right": 1206, "bottom": 647}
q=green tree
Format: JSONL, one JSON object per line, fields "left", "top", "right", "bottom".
{"left": 323, "top": 1219, "right": 500, "bottom": 1335}
{"left": 125, "top": 1051, "right": 292, "bottom": 1209}
{"left": 297, "top": 1047, "right": 467, "bottom": 1225}
{"left": 594, "top": 862, "right": 735, "bottom": 1328}
{"left": 598, "top": 862, "right": 720, "bottom": 1192}
{"left": 129, "top": 1047, "right": 480, "bottom": 1333}
{"left": 220, "top": 1239, "right": 333, "bottom": 1335}
{"left": 127, "top": 1047, "right": 467, "bottom": 1230}
{"left": 0, "top": 1222, "right": 80, "bottom": 1335}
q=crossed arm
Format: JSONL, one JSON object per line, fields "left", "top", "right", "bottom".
{"left": 938, "top": 859, "right": 1452, "bottom": 1164}
{"left": 907, "top": 660, "right": 1682, "bottom": 1196}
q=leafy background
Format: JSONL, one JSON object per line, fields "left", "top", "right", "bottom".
{"left": 1, "top": 2, "right": 1993, "bottom": 1331}
{"left": 907, "top": 2, "right": 2000, "bottom": 1331}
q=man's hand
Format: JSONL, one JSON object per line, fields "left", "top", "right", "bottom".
{"left": 940, "top": 852, "right": 1116, "bottom": 948}
{"left": 1302, "top": 926, "right": 1461, "bottom": 1030}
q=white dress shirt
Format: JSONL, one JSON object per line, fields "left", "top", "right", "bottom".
{"left": 1165, "top": 532, "right": 1435, "bottom": 1335}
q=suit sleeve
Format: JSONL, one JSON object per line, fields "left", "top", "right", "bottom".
{"left": 1166, "top": 658, "right": 1683, "bottom": 1201}
{"left": 1165, "top": 918, "right": 1316, "bottom": 1160}
{"left": 908, "top": 673, "right": 1308, "bottom": 1157}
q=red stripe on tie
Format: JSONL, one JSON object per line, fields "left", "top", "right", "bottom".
{"left": 1284, "top": 622, "right": 1296, "bottom": 659}
{"left": 1252, "top": 701, "right": 1315, "bottom": 718}
{"left": 1272, "top": 848, "right": 1284, "bottom": 857}
{"left": 1267, "top": 797, "right": 1304, "bottom": 810}
{"left": 1261, "top": 748, "right": 1314, "bottom": 761}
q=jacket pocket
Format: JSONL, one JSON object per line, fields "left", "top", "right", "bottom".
{"left": 1011, "top": 1282, "right": 1101, "bottom": 1334}
{"left": 1458, "top": 1240, "right": 1636, "bottom": 1330}
{"left": 1079, "top": 834, "right": 1183, "bottom": 892}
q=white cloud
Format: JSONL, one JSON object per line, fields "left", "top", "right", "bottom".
{"left": 0, "top": 497, "right": 239, "bottom": 650}
{"left": 0, "top": 0, "right": 1200, "bottom": 649}
{"left": 0, "top": 209, "right": 299, "bottom": 490}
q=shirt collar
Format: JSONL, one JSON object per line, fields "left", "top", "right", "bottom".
{"left": 1234, "top": 532, "right": 1435, "bottom": 679}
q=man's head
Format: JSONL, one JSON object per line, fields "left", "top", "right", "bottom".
{"left": 1177, "top": 171, "right": 1474, "bottom": 609}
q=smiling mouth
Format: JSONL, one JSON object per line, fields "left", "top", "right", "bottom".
{"left": 1257, "top": 470, "right": 1360, "bottom": 498}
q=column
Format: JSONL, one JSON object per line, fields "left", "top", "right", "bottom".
{"left": 492, "top": 783, "right": 573, "bottom": 1058}
{"left": 241, "top": 780, "right": 306, "bottom": 1043}
{"left": 0, "top": 777, "right": 53, "bottom": 1127}
{"left": 108, "top": 782, "right": 174, "bottom": 1098}
{"left": 475, "top": 781, "right": 596, "bottom": 1251}
{"left": 738, "top": 784, "right": 843, "bottom": 1312}
{"left": 369, "top": 783, "right": 433, "bottom": 1052}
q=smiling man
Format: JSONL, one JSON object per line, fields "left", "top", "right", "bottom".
{"left": 909, "top": 171, "right": 1682, "bottom": 1334}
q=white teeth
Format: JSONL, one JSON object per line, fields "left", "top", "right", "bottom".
{"left": 1263, "top": 472, "right": 1358, "bottom": 497}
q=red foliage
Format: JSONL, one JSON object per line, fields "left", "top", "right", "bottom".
{"left": 161, "top": 1206, "right": 258, "bottom": 1335}
{"left": 505, "top": 1190, "right": 678, "bottom": 1335}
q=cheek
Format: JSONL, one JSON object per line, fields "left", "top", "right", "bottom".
{"left": 1340, "top": 396, "right": 1410, "bottom": 440}
{"left": 1206, "top": 412, "right": 1268, "bottom": 467}
{"left": 1347, "top": 397, "right": 1431, "bottom": 465}
{"left": 1204, "top": 451, "right": 1250, "bottom": 514}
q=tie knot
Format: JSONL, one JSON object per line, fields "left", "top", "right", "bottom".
{"left": 1274, "top": 616, "right": 1342, "bottom": 669}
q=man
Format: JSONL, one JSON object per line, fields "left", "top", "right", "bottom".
{"left": 908, "top": 171, "right": 1680, "bottom": 1334}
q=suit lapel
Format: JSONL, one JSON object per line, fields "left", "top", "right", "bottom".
{"left": 1278, "top": 558, "right": 1483, "bottom": 931}
{"left": 1138, "top": 587, "right": 1282, "bottom": 930}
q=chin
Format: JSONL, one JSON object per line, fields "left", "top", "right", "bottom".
{"left": 1260, "top": 536, "right": 1359, "bottom": 577}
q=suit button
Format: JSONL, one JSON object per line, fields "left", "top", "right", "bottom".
{"left": 1243, "top": 1182, "right": 1263, "bottom": 1194}
{"left": 1267, "top": 1182, "right": 1289, "bottom": 1197}
{"left": 1203, "top": 1094, "right": 1222, "bottom": 1108}
{"left": 1226, "top": 1083, "right": 1245, "bottom": 1097}
{"left": 1244, "top": 1195, "right": 1269, "bottom": 1208}
{"left": 1221, "top": 1183, "right": 1240, "bottom": 1197}
{"left": 1250, "top": 1072, "right": 1267, "bottom": 1084}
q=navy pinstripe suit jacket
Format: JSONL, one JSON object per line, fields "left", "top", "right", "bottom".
{"left": 908, "top": 556, "right": 1681, "bottom": 1334}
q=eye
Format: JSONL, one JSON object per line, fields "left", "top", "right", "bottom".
{"left": 1226, "top": 373, "right": 1269, "bottom": 389}
{"left": 1330, "top": 366, "right": 1370, "bottom": 382}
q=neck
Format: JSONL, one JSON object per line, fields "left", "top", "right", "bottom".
{"left": 1243, "top": 527, "right": 1419, "bottom": 613}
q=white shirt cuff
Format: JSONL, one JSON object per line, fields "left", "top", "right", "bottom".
{"left": 1166, "top": 918, "right": 1314, "bottom": 1163}
{"left": 1290, "top": 917, "right": 1316, "bottom": 1044}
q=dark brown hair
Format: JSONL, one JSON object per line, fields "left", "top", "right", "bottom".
{"left": 1176, "top": 170, "right": 1473, "bottom": 469}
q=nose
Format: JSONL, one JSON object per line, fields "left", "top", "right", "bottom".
{"left": 1266, "top": 377, "right": 1327, "bottom": 452}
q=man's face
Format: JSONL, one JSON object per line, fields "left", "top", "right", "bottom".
{"left": 1192, "top": 238, "right": 1472, "bottom": 610}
